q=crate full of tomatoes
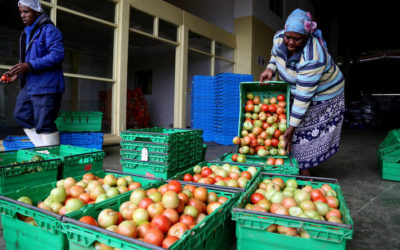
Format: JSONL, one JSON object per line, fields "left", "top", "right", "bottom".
{"left": 232, "top": 81, "right": 290, "bottom": 163}
{"left": 0, "top": 170, "right": 161, "bottom": 250}
{"left": 232, "top": 172, "right": 353, "bottom": 250}
{"left": 61, "top": 180, "right": 239, "bottom": 249}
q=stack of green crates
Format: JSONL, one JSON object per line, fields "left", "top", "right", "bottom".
{"left": 378, "top": 129, "right": 400, "bottom": 181}
{"left": 232, "top": 172, "right": 354, "bottom": 250}
{"left": 120, "top": 127, "right": 204, "bottom": 179}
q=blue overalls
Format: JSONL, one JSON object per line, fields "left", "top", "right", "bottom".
{"left": 14, "top": 14, "right": 65, "bottom": 134}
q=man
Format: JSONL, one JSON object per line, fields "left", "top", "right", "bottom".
{"left": 0, "top": 0, "right": 65, "bottom": 146}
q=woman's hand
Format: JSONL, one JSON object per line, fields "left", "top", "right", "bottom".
{"left": 259, "top": 68, "right": 274, "bottom": 85}
{"left": 9, "top": 63, "right": 29, "bottom": 76}
{"left": 283, "top": 125, "right": 295, "bottom": 153}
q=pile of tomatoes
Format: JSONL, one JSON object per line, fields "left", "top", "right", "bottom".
{"left": 181, "top": 163, "right": 258, "bottom": 188}
{"left": 17, "top": 173, "right": 142, "bottom": 226}
{"left": 245, "top": 177, "right": 343, "bottom": 228}
{"left": 232, "top": 93, "right": 288, "bottom": 161}
{"left": 78, "top": 181, "right": 229, "bottom": 248}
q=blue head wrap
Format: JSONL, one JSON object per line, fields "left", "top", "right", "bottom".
{"left": 285, "top": 8, "right": 327, "bottom": 48}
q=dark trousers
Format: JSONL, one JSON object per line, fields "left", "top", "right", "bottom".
{"left": 14, "top": 87, "right": 62, "bottom": 134}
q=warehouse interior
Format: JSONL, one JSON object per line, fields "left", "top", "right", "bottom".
{"left": 0, "top": 0, "right": 399, "bottom": 249}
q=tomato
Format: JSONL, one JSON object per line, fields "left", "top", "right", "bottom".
{"left": 314, "top": 196, "right": 327, "bottom": 203}
{"left": 167, "top": 180, "right": 182, "bottom": 193}
{"left": 260, "top": 104, "right": 269, "bottom": 112}
{"left": 115, "top": 212, "right": 124, "bottom": 225}
{"left": 183, "top": 174, "right": 193, "bottom": 182}
{"left": 162, "top": 236, "right": 179, "bottom": 248}
{"left": 178, "top": 192, "right": 189, "bottom": 204}
{"left": 245, "top": 103, "right": 254, "bottom": 112}
{"left": 278, "top": 114, "right": 287, "bottom": 121}
{"left": 78, "top": 193, "right": 91, "bottom": 204}
{"left": 128, "top": 182, "right": 142, "bottom": 191}
{"left": 151, "top": 215, "right": 171, "bottom": 234}
{"left": 193, "top": 187, "right": 208, "bottom": 202}
{"left": 273, "top": 130, "right": 282, "bottom": 138}
{"left": 137, "top": 222, "right": 152, "bottom": 238}
{"left": 253, "top": 96, "right": 261, "bottom": 104}
{"left": 276, "top": 106, "right": 285, "bottom": 115}
{"left": 266, "top": 157, "right": 276, "bottom": 165}
{"left": 139, "top": 197, "right": 153, "bottom": 209}
{"left": 263, "top": 122, "right": 270, "bottom": 130}
{"left": 79, "top": 216, "right": 98, "bottom": 226}
{"left": 231, "top": 154, "right": 238, "bottom": 162}
{"left": 269, "top": 104, "right": 277, "bottom": 113}
{"left": 215, "top": 175, "right": 224, "bottom": 182}
{"left": 183, "top": 185, "right": 196, "bottom": 194}
{"left": 326, "top": 196, "right": 339, "bottom": 208}
{"left": 278, "top": 101, "right": 286, "bottom": 108}
{"left": 168, "top": 222, "right": 189, "bottom": 239}
{"left": 162, "top": 208, "right": 179, "bottom": 224}
{"left": 250, "top": 193, "right": 264, "bottom": 204}
{"left": 201, "top": 167, "right": 212, "bottom": 178}
{"left": 250, "top": 138, "right": 258, "bottom": 148}
{"left": 193, "top": 174, "right": 202, "bottom": 182}
{"left": 188, "top": 198, "right": 204, "bottom": 213}
{"left": 275, "top": 158, "right": 284, "bottom": 165}
{"left": 1, "top": 75, "right": 7, "bottom": 82}
{"left": 246, "top": 100, "right": 254, "bottom": 105}
{"left": 241, "top": 171, "right": 252, "bottom": 180}
{"left": 271, "top": 138, "right": 279, "bottom": 147}
{"left": 245, "top": 118, "right": 253, "bottom": 124}
{"left": 326, "top": 209, "right": 342, "bottom": 220}
{"left": 158, "top": 184, "right": 168, "bottom": 194}
{"left": 277, "top": 94, "right": 285, "bottom": 102}
{"left": 310, "top": 189, "right": 325, "bottom": 201}
{"left": 179, "top": 214, "right": 196, "bottom": 226}
{"left": 117, "top": 220, "right": 137, "bottom": 238}
{"left": 144, "top": 228, "right": 164, "bottom": 246}
{"left": 232, "top": 136, "right": 240, "bottom": 144}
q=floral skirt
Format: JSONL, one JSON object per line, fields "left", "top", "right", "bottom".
{"left": 291, "top": 92, "right": 345, "bottom": 170}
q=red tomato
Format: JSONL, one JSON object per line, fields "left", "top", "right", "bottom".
{"left": 278, "top": 114, "right": 287, "bottom": 121}
{"left": 179, "top": 214, "right": 196, "bottom": 226}
{"left": 277, "top": 94, "right": 285, "bottom": 102}
{"left": 241, "top": 171, "right": 252, "bottom": 180}
{"left": 260, "top": 104, "right": 269, "bottom": 112}
{"left": 79, "top": 216, "right": 98, "bottom": 226}
{"left": 271, "top": 138, "right": 279, "bottom": 147}
{"left": 167, "top": 180, "right": 182, "bottom": 193}
{"left": 193, "top": 174, "right": 202, "bottom": 182}
{"left": 183, "top": 174, "right": 193, "bottom": 182}
{"left": 248, "top": 133, "right": 256, "bottom": 139}
{"left": 245, "top": 103, "right": 254, "bottom": 112}
{"left": 201, "top": 167, "right": 212, "bottom": 178}
{"left": 278, "top": 101, "right": 286, "bottom": 108}
{"left": 269, "top": 104, "right": 277, "bottom": 113}
{"left": 262, "top": 122, "right": 270, "bottom": 130}
{"left": 266, "top": 157, "right": 276, "bottom": 165}
{"left": 231, "top": 154, "right": 238, "bottom": 162}
{"left": 139, "top": 197, "right": 153, "bottom": 209}
{"left": 275, "top": 158, "right": 284, "bottom": 165}
{"left": 250, "top": 193, "right": 265, "bottom": 204}
{"left": 276, "top": 107, "right": 285, "bottom": 115}
{"left": 245, "top": 118, "right": 253, "bottom": 124}
{"left": 255, "top": 145, "right": 266, "bottom": 153}
{"left": 273, "top": 129, "right": 282, "bottom": 138}
{"left": 310, "top": 189, "right": 325, "bottom": 201}
{"left": 250, "top": 138, "right": 258, "bottom": 148}
{"left": 151, "top": 215, "right": 171, "bottom": 234}
{"left": 215, "top": 176, "right": 224, "bottom": 182}
{"left": 144, "top": 228, "right": 164, "bottom": 246}
{"left": 115, "top": 212, "right": 124, "bottom": 225}
{"left": 207, "top": 177, "right": 215, "bottom": 184}
{"left": 1, "top": 75, "right": 7, "bottom": 82}
{"left": 162, "top": 236, "right": 179, "bottom": 248}
{"left": 246, "top": 100, "right": 254, "bottom": 105}
{"left": 264, "top": 139, "right": 272, "bottom": 147}
{"left": 314, "top": 196, "right": 327, "bottom": 203}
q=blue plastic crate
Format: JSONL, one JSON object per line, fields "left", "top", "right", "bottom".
{"left": 2, "top": 136, "right": 34, "bottom": 151}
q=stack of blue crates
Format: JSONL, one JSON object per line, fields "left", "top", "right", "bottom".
{"left": 191, "top": 73, "right": 253, "bottom": 145}
{"left": 2, "top": 132, "right": 103, "bottom": 151}
{"left": 191, "top": 75, "right": 215, "bottom": 142}
{"left": 214, "top": 73, "right": 253, "bottom": 145}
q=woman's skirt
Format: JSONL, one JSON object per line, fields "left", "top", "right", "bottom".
{"left": 291, "top": 92, "right": 345, "bottom": 170}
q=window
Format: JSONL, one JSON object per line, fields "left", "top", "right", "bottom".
{"left": 270, "top": 0, "right": 283, "bottom": 18}
{"left": 134, "top": 70, "right": 152, "bottom": 95}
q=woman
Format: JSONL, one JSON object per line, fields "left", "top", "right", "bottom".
{"left": 0, "top": 0, "right": 64, "bottom": 146}
{"left": 259, "top": 9, "right": 345, "bottom": 176}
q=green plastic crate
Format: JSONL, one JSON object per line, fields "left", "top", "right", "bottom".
{"left": 61, "top": 181, "right": 239, "bottom": 250}
{"left": 379, "top": 151, "right": 400, "bottom": 181}
{"left": 26, "top": 145, "right": 105, "bottom": 179}
{"left": 0, "top": 149, "right": 61, "bottom": 194}
{"left": 55, "top": 111, "right": 103, "bottom": 132}
{"left": 0, "top": 170, "right": 161, "bottom": 250}
{"left": 170, "top": 161, "right": 260, "bottom": 193}
{"left": 120, "top": 149, "right": 173, "bottom": 163}
{"left": 232, "top": 172, "right": 353, "bottom": 250}
{"left": 121, "top": 158, "right": 187, "bottom": 180}
{"left": 120, "top": 140, "right": 170, "bottom": 153}
{"left": 120, "top": 127, "right": 203, "bottom": 144}
{"left": 378, "top": 129, "right": 400, "bottom": 156}
{"left": 213, "top": 152, "right": 299, "bottom": 175}
{"left": 237, "top": 81, "right": 290, "bottom": 158}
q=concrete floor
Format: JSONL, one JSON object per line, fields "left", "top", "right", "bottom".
{"left": 1, "top": 128, "right": 399, "bottom": 249}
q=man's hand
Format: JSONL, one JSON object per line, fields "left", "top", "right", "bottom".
{"left": 259, "top": 68, "right": 274, "bottom": 85}
{"left": 0, "top": 72, "right": 17, "bottom": 84}
{"left": 9, "top": 63, "right": 29, "bottom": 76}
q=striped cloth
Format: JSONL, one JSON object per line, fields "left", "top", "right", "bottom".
{"left": 266, "top": 30, "right": 344, "bottom": 127}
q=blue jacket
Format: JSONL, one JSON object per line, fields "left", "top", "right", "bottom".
{"left": 19, "top": 14, "right": 65, "bottom": 95}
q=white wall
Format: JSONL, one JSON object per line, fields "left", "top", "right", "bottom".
{"left": 164, "top": 0, "right": 235, "bottom": 33}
